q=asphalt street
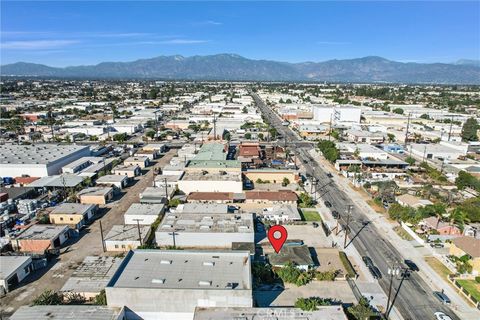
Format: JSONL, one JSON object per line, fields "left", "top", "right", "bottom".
{"left": 251, "top": 92, "right": 461, "bottom": 320}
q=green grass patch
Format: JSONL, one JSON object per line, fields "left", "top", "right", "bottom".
{"left": 339, "top": 251, "right": 356, "bottom": 278}
{"left": 457, "top": 280, "right": 480, "bottom": 301}
{"left": 302, "top": 210, "right": 321, "bottom": 221}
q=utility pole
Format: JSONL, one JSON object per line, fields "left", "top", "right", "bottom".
{"left": 422, "top": 145, "right": 427, "bottom": 163}
{"left": 164, "top": 177, "right": 169, "bottom": 200}
{"left": 386, "top": 265, "right": 400, "bottom": 317}
{"left": 99, "top": 220, "right": 106, "bottom": 252}
{"left": 404, "top": 112, "right": 411, "bottom": 148}
{"left": 133, "top": 219, "right": 143, "bottom": 246}
{"left": 213, "top": 114, "right": 217, "bottom": 141}
{"left": 386, "top": 267, "right": 408, "bottom": 318}
{"left": 448, "top": 115, "right": 454, "bottom": 142}
{"left": 328, "top": 112, "right": 333, "bottom": 141}
{"left": 343, "top": 205, "right": 353, "bottom": 248}
{"left": 168, "top": 229, "right": 179, "bottom": 247}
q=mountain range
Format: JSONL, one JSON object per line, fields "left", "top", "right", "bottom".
{"left": 1, "top": 54, "right": 479, "bottom": 84}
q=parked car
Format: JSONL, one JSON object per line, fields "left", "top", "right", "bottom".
{"left": 404, "top": 259, "right": 419, "bottom": 272}
{"left": 312, "top": 222, "right": 319, "bottom": 228}
{"left": 433, "top": 291, "right": 451, "bottom": 304}
{"left": 362, "top": 256, "right": 374, "bottom": 267}
{"left": 369, "top": 266, "right": 382, "bottom": 279}
{"left": 327, "top": 173, "right": 333, "bottom": 178}
{"left": 331, "top": 210, "right": 339, "bottom": 219}
{"left": 434, "top": 312, "right": 452, "bottom": 320}
{"left": 324, "top": 201, "right": 332, "bottom": 208}
{"left": 430, "top": 243, "right": 445, "bottom": 248}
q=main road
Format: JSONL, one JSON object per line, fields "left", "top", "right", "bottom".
{"left": 251, "top": 92, "right": 461, "bottom": 320}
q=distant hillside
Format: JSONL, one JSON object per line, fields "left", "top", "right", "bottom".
{"left": 2, "top": 54, "right": 479, "bottom": 84}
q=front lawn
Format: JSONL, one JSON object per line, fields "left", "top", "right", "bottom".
{"left": 302, "top": 210, "right": 321, "bottom": 221}
{"left": 424, "top": 257, "right": 451, "bottom": 280}
{"left": 457, "top": 280, "right": 480, "bottom": 301}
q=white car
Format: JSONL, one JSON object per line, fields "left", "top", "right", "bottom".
{"left": 434, "top": 312, "right": 452, "bottom": 320}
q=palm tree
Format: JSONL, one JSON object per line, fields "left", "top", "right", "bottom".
{"left": 448, "top": 208, "right": 470, "bottom": 234}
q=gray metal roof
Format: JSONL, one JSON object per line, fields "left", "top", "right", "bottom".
{"left": 0, "top": 256, "right": 32, "bottom": 280}
{"left": 0, "top": 144, "right": 90, "bottom": 165}
{"left": 108, "top": 250, "right": 251, "bottom": 290}
{"left": 269, "top": 244, "right": 314, "bottom": 267}
{"left": 27, "top": 175, "right": 86, "bottom": 188}
{"left": 9, "top": 305, "right": 121, "bottom": 320}
{"left": 104, "top": 225, "right": 150, "bottom": 241}
{"left": 157, "top": 213, "right": 253, "bottom": 234}
{"left": 50, "top": 203, "right": 96, "bottom": 216}
{"left": 124, "top": 203, "right": 165, "bottom": 216}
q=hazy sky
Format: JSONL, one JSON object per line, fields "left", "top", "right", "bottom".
{"left": 1, "top": 1, "right": 479, "bottom": 66}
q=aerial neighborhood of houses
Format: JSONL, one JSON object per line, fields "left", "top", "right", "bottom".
{"left": 0, "top": 80, "right": 479, "bottom": 320}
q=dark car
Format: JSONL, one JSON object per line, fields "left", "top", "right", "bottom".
{"left": 362, "top": 256, "right": 374, "bottom": 267}
{"left": 404, "top": 259, "right": 419, "bottom": 272}
{"left": 327, "top": 173, "right": 333, "bottom": 178}
{"left": 430, "top": 243, "right": 445, "bottom": 248}
{"left": 433, "top": 291, "right": 451, "bottom": 304}
{"left": 312, "top": 222, "right": 319, "bottom": 228}
{"left": 324, "top": 201, "right": 332, "bottom": 208}
{"left": 331, "top": 210, "right": 339, "bottom": 219}
{"left": 369, "top": 266, "right": 382, "bottom": 279}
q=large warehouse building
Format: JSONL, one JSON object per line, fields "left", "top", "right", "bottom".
{"left": 0, "top": 144, "right": 91, "bottom": 177}
{"left": 106, "top": 250, "right": 252, "bottom": 319}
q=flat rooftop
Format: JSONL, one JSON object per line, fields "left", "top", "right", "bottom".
{"left": 78, "top": 187, "right": 113, "bottom": 197}
{"left": 175, "top": 203, "right": 229, "bottom": 214}
{"left": 96, "top": 174, "right": 128, "bottom": 183}
{"left": 50, "top": 203, "right": 96, "bottom": 216}
{"left": 17, "top": 225, "right": 68, "bottom": 240}
{"left": 9, "top": 306, "right": 120, "bottom": 320}
{"left": 187, "top": 160, "right": 241, "bottom": 169}
{"left": 0, "top": 256, "right": 31, "bottom": 280}
{"left": 193, "top": 143, "right": 227, "bottom": 160}
{"left": 107, "top": 250, "right": 251, "bottom": 290}
{"left": 158, "top": 213, "right": 253, "bottom": 233}
{"left": 181, "top": 171, "right": 242, "bottom": 182}
{"left": 0, "top": 144, "right": 89, "bottom": 165}
{"left": 193, "top": 306, "right": 348, "bottom": 320}
{"left": 104, "top": 225, "right": 150, "bottom": 242}
{"left": 124, "top": 203, "right": 165, "bottom": 216}
{"left": 61, "top": 256, "right": 122, "bottom": 294}
{"left": 28, "top": 175, "right": 86, "bottom": 188}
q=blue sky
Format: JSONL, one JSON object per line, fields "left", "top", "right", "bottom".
{"left": 1, "top": 1, "right": 479, "bottom": 67}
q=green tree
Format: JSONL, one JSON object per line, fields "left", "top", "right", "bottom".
{"left": 242, "top": 106, "right": 248, "bottom": 113}
{"left": 392, "top": 108, "right": 404, "bottom": 115}
{"left": 461, "top": 117, "right": 479, "bottom": 142}
{"left": 168, "top": 198, "right": 182, "bottom": 207}
{"left": 387, "top": 133, "right": 396, "bottom": 142}
{"left": 298, "top": 192, "right": 314, "bottom": 208}
{"left": 455, "top": 171, "right": 480, "bottom": 192}
{"left": 420, "top": 113, "right": 431, "bottom": 120}
{"left": 93, "top": 289, "right": 107, "bottom": 305}
{"left": 346, "top": 296, "right": 377, "bottom": 320}
{"left": 294, "top": 297, "right": 333, "bottom": 311}
{"left": 282, "top": 177, "right": 290, "bottom": 186}
{"left": 145, "top": 130, "right": 156, "bottom": 140}
{"left": 32, "top": 290, "right": 64, "bottom": 305}
{"left": 405, "top": 156, "right": 416, "bottom": 166}
{"left": 244, "top": 132, "right": 252, "bottom": 139}
{"left": 113, "top": 133, "right": 127, "bottom": 142}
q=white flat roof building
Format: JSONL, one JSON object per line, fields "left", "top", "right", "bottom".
{"left": 174, "top": 203, "right": 229, "bottom": 215}
{"left": 312, "top": 105, "right": 361, "bottom": 125}
{"left": 106, "top": 250, "right": 252, "bottom": 319}
{"left": 124, "top": 203, "right": 165, "bottom": 225}
{"left": 193, "top": 306, "right": 348, "bottom": 320}
{"left": 155, "top": 213, "right": 254, "bottom": 248}
{"left": 9, "top": 305, "right": 123, "bottom": 320}
{"left": 0, "top": 144, "right": 91, "bottom": 177}
{"left": 178, "top": 171, "right": 243, "bottom": 194}
{"left": 104, "top": 225, "right": 150, "bottom": 252}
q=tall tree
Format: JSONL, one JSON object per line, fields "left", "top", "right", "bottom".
{"left": 461, "top": 117, "right": 479, "bottom": 142}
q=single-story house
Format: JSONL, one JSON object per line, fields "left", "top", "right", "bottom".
{"left": 124, "top": 203, "right": 165, "bottom": 226}
{"left": 49, "top": 203, "right": 97, "bottom": 229}
{"left": 104, "top": 225, "right": 150, "bottom": 252}
{"left": 13, "top": 225, "right": 71, "bottom": 253}
{"left": 78, "top": 187, "right": 114, "bottom": 205}
{"left": 449, "top": 236, "right": 480, "bottom": 275}
{"left": 269, "top": 244, "right": 314, "bottom": 271}
{"left": 112, "top": 165, "right": 141, "bottom": 178}
{"left": 124, "top": 156, "right": 150, "bottom": 169}
{"left": 96, "top": 174, "right": 129, "bottom": 190}
{"left": 0, "top": 256, "right": 33, "bottom": 294}
{"left": 397, "top": 194, "right": 433, "bottom": 209}
{"left": 420, "top": 217, "right": 462, "bottom": 236}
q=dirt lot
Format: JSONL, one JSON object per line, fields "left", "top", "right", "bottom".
{"left": 0, "top": 150, "right": 176, "bottom": 316}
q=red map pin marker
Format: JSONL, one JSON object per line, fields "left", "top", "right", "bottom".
{"left": 268, "top": 225, "right": 288, "bottom": 253}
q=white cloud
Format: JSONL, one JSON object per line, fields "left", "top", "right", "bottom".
{"left": 1, "top": 40, "right": 80, "bottom": 50}
{"left": 193, "top": 20, "right": 223, "bottom": 26}
{"left": 159, "top": 39, "right": 209, "bottom": 44}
